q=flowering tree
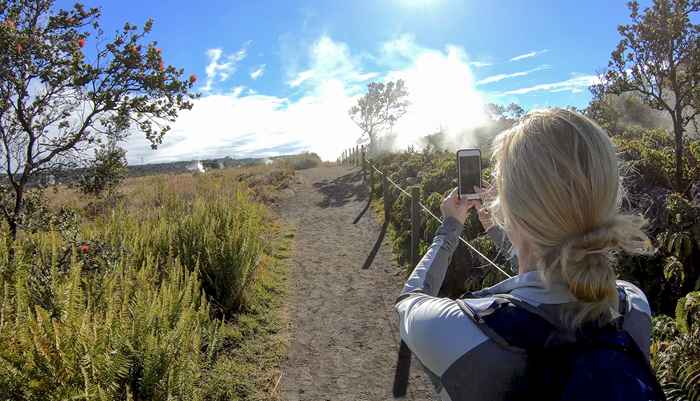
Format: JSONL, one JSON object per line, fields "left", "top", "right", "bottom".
{"left": 0, "top": 0, "right": 197, "bottom": 239}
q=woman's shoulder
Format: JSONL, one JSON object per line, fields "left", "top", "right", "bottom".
{"left": 396, "top": 294, "right": 500, "bottom": 374}
{"left": 616, "top": 280, "right": 652, "bottom": 317}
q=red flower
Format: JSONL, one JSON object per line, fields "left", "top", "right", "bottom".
{"left": 79, "top": 243, "right": 89, "bottom": 254}
{"left": 189, "top": 74, "right": 197, "bottom": 84}
{"left": 78, "top": 38, "right": 86, "bottom": 48}
{"left": 15, "top": 43, "right": 22, "bottom": 54}
{"left": 159, "top": 60, "right": 165, "bottom": 72}
{"left": 5, "top": 19, "right": 16, "bottom": 30}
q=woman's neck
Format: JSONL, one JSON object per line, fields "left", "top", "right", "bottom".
{"left": 517, "top": 247, "right": 536, "bottom": 275}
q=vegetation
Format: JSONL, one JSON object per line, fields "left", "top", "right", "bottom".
{"left": 272, "top": 152, "right": 322, "bottom": 171}
{"left": 596, "top": 0, "right": 700, "bottom": 191}
{"left": 349, "top": 80, "right": 409, "bottom": 154}
{"left": 0, "top": 0, "right": 196, "bottom": 240}
{"left": 0, "top": 165, "right": 294, "bottom": 400}
{"left": 77, "top": 144, "right": 128, "bottom": 201}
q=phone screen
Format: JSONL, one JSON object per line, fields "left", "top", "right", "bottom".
{"left": 459, "top": 154, "right": 481, "bottom": 196}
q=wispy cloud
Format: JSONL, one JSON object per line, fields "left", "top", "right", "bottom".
{"left": 286, "top": 36, "right": 379, "bottom": 92}
{"left": 502, "top": 74, "right": 599, "bottom": 95}
{"left": 476, "top": 65, "right": 550, "bottom": 85}
{"left": 202, "top": 42, "right": 250, "bottom": 92}
{"left": 250, "top": 64, "right": 266, "bottom": 80}
{"left": 509, "top": 49, "right": 549, "bottom": 62}
{"left": 469, "top": 61, "right": 493, "bottom": 68}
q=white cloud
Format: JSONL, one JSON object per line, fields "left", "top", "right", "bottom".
{"left": 250, "top": 64, "right": 265, "bottom": 80}
{"left": 232, "top": 86, "right": 245, "bottom": 97}
{"left": 202, "top": 43, "right": 249, "bottom": 92}
{"left": 384, "top": 42, "right": 488, "bottom": 150}
{"left": 476, "top": 65, "right": 550, "bottom": 85}
{"left": 128, "top": 35, "right": 489, "bottom": 163}
{"left": 509, "top": 49, "right": 549, "bottom": 62}
{"left": 469, "top": 61, "right": 493, "bottom": 68}
{"left": 502, "top": 74, "right": 599, "bottom": 95}
{"left": 287, "top": 35, "right": 379, "bottom": 94}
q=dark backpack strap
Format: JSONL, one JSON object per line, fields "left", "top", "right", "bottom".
{"left": 457, "top": 287, "right": 667, "bottom": 401}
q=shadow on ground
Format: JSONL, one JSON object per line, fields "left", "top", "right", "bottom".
{"left": 314, "top": 169, "right": 368, "bottom": 208}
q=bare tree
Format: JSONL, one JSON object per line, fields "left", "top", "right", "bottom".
{"left": 349, "top": 79, "right": 409, "bottom": 154}
{"left": 599, "top": 0, "right": 700, "bottom": 191}
{"left": 0, "top": 0, "right": 196, "bottom": 239}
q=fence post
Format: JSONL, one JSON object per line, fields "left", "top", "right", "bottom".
{"left": 361, "top": 147, "right": 367, "bottom": 184}
{"left": 410, "top": 186, "right": 420, "bottom": 267}
{"left": 382, "top": 175, "right": 391, "bottom": 222}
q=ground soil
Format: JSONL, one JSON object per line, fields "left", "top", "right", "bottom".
{"left": 277, "top": 165, "right": 436, "bottom": 401}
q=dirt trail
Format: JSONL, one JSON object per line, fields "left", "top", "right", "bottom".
{"left": 277, "top": 165, "right": 436, "bottom": 401}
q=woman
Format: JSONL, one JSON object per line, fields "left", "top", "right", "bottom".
{"left": 396, "top": 109, "right": 661, "bottom": 401}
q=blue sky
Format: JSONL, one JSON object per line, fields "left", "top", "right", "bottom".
{"left": 58, "top": 0, "right": 649, "bottom": 162}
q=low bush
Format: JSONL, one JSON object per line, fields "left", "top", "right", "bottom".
{"left": 0, "top": 169, "right": 281, "bottom": 400}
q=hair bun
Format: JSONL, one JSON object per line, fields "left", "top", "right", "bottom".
{"left": 559, "top": 223, "right": 619, "bottom": 303}
{"left": 556, "top": 215, "right": 653, "bottom": 305}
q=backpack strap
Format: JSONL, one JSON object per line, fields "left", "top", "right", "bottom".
{"left": 457, "top": 284, "right": 634, "bottom": 351}
{"left": 457, "top": 286, "right": 667, "bottom": 401}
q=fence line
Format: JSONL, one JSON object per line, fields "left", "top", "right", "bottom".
{"left": 342, "top": 145, "right": 512, "bottom": 279}
{"left": 340, "top": 145, "right": 511, "bottom": 397}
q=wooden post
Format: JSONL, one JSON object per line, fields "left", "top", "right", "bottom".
{"left": 382, "top": 175, "right": 391, "bottom": 222}
{"left": 393, "top": 187, "right": 420, "bottom": 396}
{"left": 369, "top": 163, "right": 374, "bottom": 198}
{"left": 410, "top": 186, "right": 420, "bottom": 267}
{"left": 361, "top": 147, "right": 367, "bottom": 184}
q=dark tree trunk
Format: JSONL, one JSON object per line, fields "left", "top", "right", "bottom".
{"left": 10, "top": 185, "right": 24, "bottom": 241}
{"left": 673, "top": 114, "right": 685, "bottom": 192}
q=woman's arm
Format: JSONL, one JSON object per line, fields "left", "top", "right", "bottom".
{"left": 396, "top": 216, "right": 464, "bottom": 300}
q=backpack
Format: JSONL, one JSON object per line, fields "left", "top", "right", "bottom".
{"left": 456, "top": 288, "right": 667, "bottom": 401}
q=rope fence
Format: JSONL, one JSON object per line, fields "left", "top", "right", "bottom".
{"left": 339, "top": 145, "right": 512, "bottom": 279}
{"left": 338, "top": 144, "right": 511, "bottom": 398}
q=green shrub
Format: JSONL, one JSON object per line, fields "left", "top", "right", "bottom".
{"left": 0, "top": 172, "right": 274, "bottom": 400}
{"left": 651, "top": 292, "right": 700, "bottom": 400}
{"left": 0, "top": 245, "right": 219, "bottom": 401}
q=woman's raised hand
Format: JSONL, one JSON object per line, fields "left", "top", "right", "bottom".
{"left": 440, "top": 188, "right": 480, "bottom": 225}
{"left": 474, "top": 185, "right": 496, "bottom": 230}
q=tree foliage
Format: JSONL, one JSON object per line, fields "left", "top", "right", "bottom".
{"left": 77, "top": 143, "right": 127, "bottom": 199}
{"left": 598, "top": 0, "right": 700, "bottom": 191}
{"left": 349, "top": 79, "right": 409, "bottom": 154}
{"left": 0, "top": 0, "right": 196, "bottom": 239}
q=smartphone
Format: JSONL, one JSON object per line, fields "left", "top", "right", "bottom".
{"left": 457, "top": 148, "right": 482, "bottom": 200}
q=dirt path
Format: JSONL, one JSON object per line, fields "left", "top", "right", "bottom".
{"left": 277, "top": 166, "right": 436, "bottom": 401}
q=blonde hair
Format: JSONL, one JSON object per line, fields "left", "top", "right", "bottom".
{"left": 489, "top": 108, "right": 653, "bottom": 328}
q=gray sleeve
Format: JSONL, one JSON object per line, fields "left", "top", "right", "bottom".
{"left": 395, "top": 217, "right": 493, "bottom": 379}
{"left": 397, "top": 216, "right": 464, "bottom": 299}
